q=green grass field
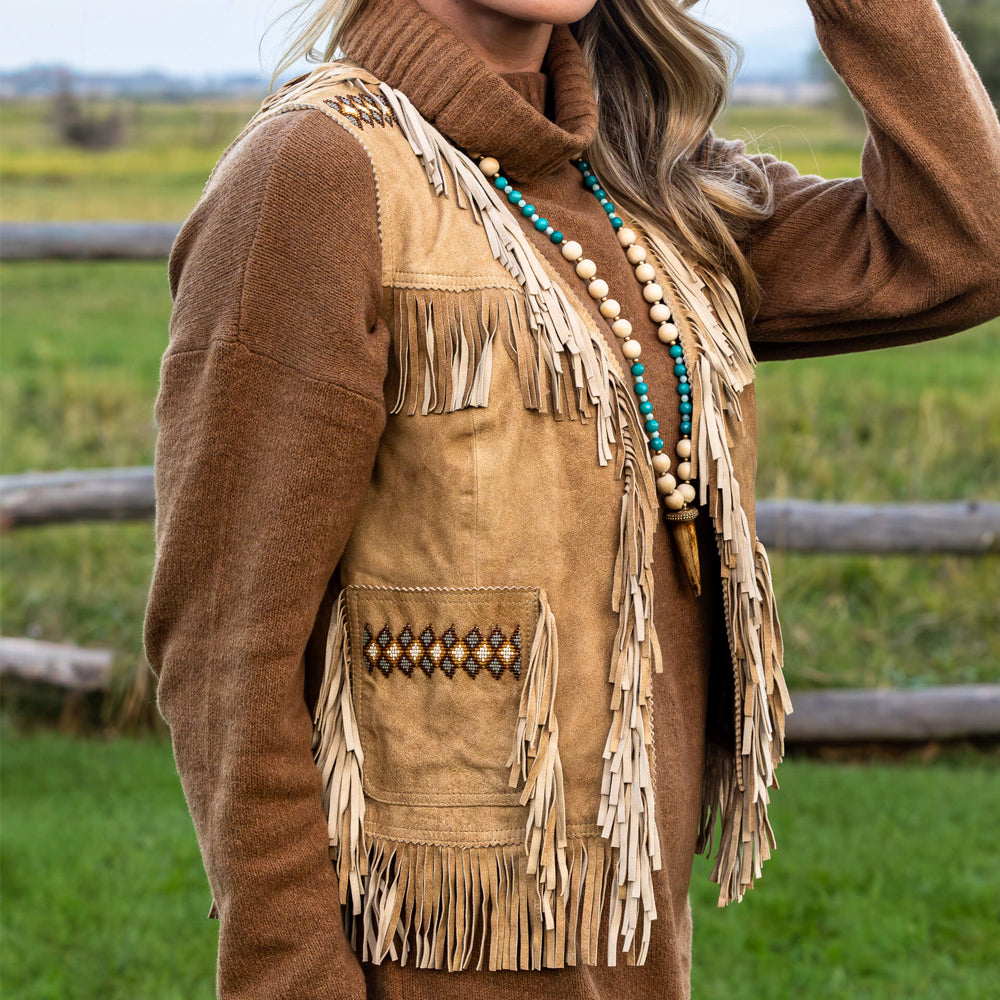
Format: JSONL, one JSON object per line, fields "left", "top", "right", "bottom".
{"left": 1, "top": 94, "right": 998, "bottom": 1000}
{"left": 2, "top": 731, "right": 997, "bottom": 1000}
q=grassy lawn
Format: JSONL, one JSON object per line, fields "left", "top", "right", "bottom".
{"left": 2, "top": 731, "right": 997, "bottom": 1000}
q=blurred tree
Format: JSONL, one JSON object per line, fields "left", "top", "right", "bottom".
{"left": 811, "top": 0, "right": 999, "bottom": 127}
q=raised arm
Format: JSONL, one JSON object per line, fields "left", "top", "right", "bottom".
{"left": 734, "top": 0, "right": 1000, "bottom": 360}
{"left": 143, "top": 110, "right": 388, "bottom": 1000}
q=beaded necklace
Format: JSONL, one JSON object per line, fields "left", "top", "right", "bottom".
{"left": 475, "top": 154, "right": 702, "bottom": 595}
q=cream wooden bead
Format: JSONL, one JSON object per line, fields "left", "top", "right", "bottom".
{"left": 678, "top": 483, "right": 697, "bottom": 504}
{"left": 621, "top": 339, "right": 642, "bottom": 359}
{"left": 652, "top": 453, "right": 672, "bottom": 475}
{"left": 664, "top": 490, "right": 686, "bottom": 511}
{"left": 600, "top": 299, "right": 621, "bottom": 319}
{"left": 634, "top": 263, "right": 656, "bottom": 283}
{"left": 676, "top": 439, "right": 692, "bottom": 459}
{"left": 656, "top": 473, "right": 677, "bottom": 495}
{"left": 657, "top": 322, "right": 678, "bottom": 343}
{"left": 626, "top": 245, "right": 647, "bottom": 265}
{"left": 642, "top": 283, "right": 663, "bottom": 303}
{"left": 617, "top": 227, "right": 637, "bottom": 247}
{"left": 612, "top": 318, "right": 632, "bottom": 339}
{"left": 561, "top": 240, "right": 582, "bottom": 261}
{"left": 576, "top": 258, "right": 597, "bottom": 280}
{"left": 478, "top": 156, "right": 500, "bottom": 177}
{"left": 588, "top": 278, "right": 609, "bottom": 300}
{"left": 649, "top": 303, "right": 672, "bottom": 324}
{"left": 677, "top": 462, "right": 693, "bottom": 481}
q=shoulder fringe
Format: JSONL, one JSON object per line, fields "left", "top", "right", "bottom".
{"left": 313, "top": 588, "right": 619, "bottom": 969}
{"left": 640, "top": 234, "right": 794, "bottom": 906}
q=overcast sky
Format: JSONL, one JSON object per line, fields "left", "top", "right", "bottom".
{"left": 0, "top": 0, "right": 817, "bottom": 78}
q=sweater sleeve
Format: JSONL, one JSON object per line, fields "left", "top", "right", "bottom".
{"left": 142, "top": 109, "right": 388, "bottom": 1000}
{"left": 736, "top": 0, "right": 1000, "bottom": 360}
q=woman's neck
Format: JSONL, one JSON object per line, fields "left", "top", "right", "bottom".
{"left": 412, "top": 0, "right": 553, "bottom": 73}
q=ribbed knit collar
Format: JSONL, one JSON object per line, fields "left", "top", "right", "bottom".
{"left": 340, "top": 0, "right": 598, "bottom": 180}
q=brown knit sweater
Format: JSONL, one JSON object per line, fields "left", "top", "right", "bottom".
{"left": 143, "top": 0, "right": 1000, "bottom": 998}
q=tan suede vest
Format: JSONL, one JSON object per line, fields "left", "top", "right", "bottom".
{"left": 230, "top": 64, "right": 793, "bottom": 973}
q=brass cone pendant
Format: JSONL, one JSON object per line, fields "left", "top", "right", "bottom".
{"left": 664, "top": 507, "right": 701, "bottom": 596}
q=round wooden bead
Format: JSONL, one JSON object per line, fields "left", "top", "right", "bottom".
{"left": 656, "top": 473, "right": 677, "bottom": 495}
{"left": 676, "top": 439, "right": 692, "bottom": 459}
{"left": 600, "top": 299, "right": 621, "bottom": 319}
{"left": 617, "top": 227, "right": 637, "bottom": 247}
{"left": 612, "top": 318, "right": 632, "bottom": 339}
{"left": 626, "top": 245, "right": 647, "bottom": 265}
{"left": 576, "top": 258, "right": 597, "bottom": 280}
{"left": 652, "top": 453, "right": 672, "bottom": 475}
{"left": 657, "top": 322, "right": 678, "bottom": 343}
{"left": 677, "top": 462, "right": 693, "bottom": 481}
{"left": 649, "top": 303, "right": 672, "bottom": 324}
{"left": 642, "top": 283, "right": 664, "bottom": 303}
{"left": 622, "top": 339, "right": 642, "bottom": 359}
{"left": 634, "top": 263, "right": 656, "bottom": 283}
{"left": 678, "top": 483, "right": 697, "bottom": 503}
{"left": 664, "top": 490, "right": 686, "bottom": 511}
{"left": 561, "top": 240, "right": 583, "bottom": 261}
{"left": 588, "top": 278, "right": 609, "bottom": 300}
{"left": 478, "top": 156, "right": 500, "bottom": 177}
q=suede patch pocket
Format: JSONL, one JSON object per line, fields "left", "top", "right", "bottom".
{"left": 343, "top": 585, "right": 541, "bottom": 810}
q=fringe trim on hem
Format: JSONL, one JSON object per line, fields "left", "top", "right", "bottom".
{"left": 640, "top": 234, "right": 795, "bottom": 906}
{"left": 343, "top": 835, "right": 616, "bottom": 971}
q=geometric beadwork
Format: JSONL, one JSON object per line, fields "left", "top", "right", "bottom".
{"left": 324, "top": 94, "right": 397, "bottom": 130}
{"left": 363, "top": 623, "right": 522, "bottom": 680}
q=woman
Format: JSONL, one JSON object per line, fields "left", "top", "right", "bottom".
{"left": 143, "top": 0, "right": 1000, "bottom": 997}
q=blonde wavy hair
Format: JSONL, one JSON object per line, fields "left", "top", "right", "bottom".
{"left": 272, "top": 0, "right": 774, "bottom": 312}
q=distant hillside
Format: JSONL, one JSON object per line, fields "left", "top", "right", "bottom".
{"left": 0, "top": 65, "right": 269, "bottom": 100}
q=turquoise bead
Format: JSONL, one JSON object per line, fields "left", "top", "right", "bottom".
{"left": 674, "top": 363, "right": 687, "bottom": 376}
{"left": 677, "top": 383, "right": 689, "bottom": 395}
{"left": 669, "top": 344, "right": 683, "bottom": 358}
{"left": 645, "top": 420, "right": 660, "bottom": 433}
{"left": 633, "top": 382, "right": 649, "bottom": 396}
{"left": 611, "top": 216, "right": 624, "bottom": 229}
{"left": 578, "top": 160, "right": 590, "bottom": 171}
{"left": 631, "top": 362, "right": 645, "bottom": 376}
{"left": 583, "top": 173, "right": 595, "bottom": 185}
{"left": 595, "top": 189, "right": 606, "bottom": 198}
{"left": 640, "top": 401, "right": 654, "bottom": 415}
{"left": 650, "top": 437, "right": 665, "bottom": 451}
{"left": 521, "top": 203, "right": 535, "bottom": 217}
{"left": 680, "top": 401, "right": 693, "bottom": 415}
{"left": 508, "top": 190, "right": 521, "bottom": 203}
{"left": 550, "top": 231, "right": 563, "bottom": 243}
{"left": 494, "top": 176, "right": 508, "bottom": 189}
{"left": 603, "top": 203, "right": 615, "bottom": 214}
{"left": 535, "top": 218, "right": 549, "bottom": 231}
{"left": 680, "top": 422, "right": 692, "bottom": 435}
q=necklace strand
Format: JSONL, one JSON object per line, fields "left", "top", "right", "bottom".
{"left": 475, "top": 154, "right": 698, "bottom": 523}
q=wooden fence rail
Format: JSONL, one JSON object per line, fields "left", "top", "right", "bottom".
{"left": 2, "top": 467, "right": 999, "bottom": 553}
{"left": 1, "top": 222, "right": 180, "bottom": 260}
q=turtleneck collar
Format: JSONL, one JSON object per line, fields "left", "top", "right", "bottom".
{"left": 340, "top": 0, "right": 598, "bottom": 181}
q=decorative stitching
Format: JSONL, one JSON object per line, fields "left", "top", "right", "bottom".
{"left": 323, "top": 93, "right": 397, "bottom": 129}
{"left": 363, "top": 622, "right": 522, "bottom": 679}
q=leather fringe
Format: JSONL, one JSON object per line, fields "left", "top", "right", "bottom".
{"left": 507, "top": 597, "right": 568, "bottom": 932}
{"left": 311, "top": 590, "right": 368, "bottom": 909}
{"left": 640, "top": 233, "right": 794, "bottom": 906}
{"left": 369, "top": 78, "right": 664, "bottom": 960}
{"left": 344, "top": 835, "right": 614, "bottom": 971}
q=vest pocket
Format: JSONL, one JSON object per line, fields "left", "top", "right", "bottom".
{"left": 345, "top": 584, "right": 544, "bottom": 812}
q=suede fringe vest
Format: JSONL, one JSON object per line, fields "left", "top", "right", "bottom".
{"left": 219, "top": 63, "right": 794, "bottom": 973}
